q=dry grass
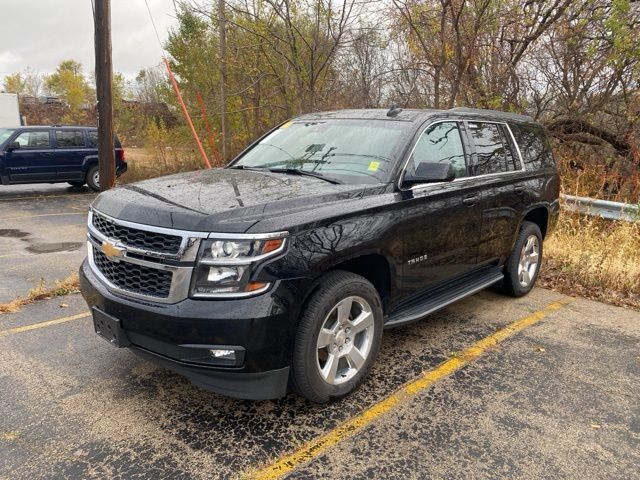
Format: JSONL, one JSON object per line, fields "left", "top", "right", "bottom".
{"left": 0, "top": 273, "right": 80, "bottom": 314}
{"left": 120, "top": 147, "right": 205, "bottom": 184}
{"left": 540, "top": 212, "right": 640, "bottom": 310}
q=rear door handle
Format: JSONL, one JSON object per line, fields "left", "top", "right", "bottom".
{"left": 514, "top": 185, "right": 525, "bottom": 195}
{"left": 462, "top": 195, "right": 479, "bottom": 206}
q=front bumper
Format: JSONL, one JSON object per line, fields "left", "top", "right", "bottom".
{"left": 80, "top": 259, "right": 309, "bottom": 400}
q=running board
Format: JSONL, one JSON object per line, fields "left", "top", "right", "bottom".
{"left": 385, "top": 267, "right": 504, "bottom": 328}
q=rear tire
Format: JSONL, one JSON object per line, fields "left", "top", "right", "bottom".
{"left": 499, "top": 221, "right": 543, "bottom": 297}
{"left": 291, "top": 271, "right": 383, "bottom": 403}
{"left": 86, "top": 165, "right": 100, "bottom": 191}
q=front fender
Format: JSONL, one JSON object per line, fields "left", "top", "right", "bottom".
{"left": 263, "top": 211, "right": 403, "bottom": 301}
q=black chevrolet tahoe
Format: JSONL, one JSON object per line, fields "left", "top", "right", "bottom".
{"left": 79, "top": 107, "right": 559, "bottom": 402}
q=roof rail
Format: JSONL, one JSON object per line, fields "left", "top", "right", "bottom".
{"left": 448, "top": 107, "right": 534, "bottom": 123}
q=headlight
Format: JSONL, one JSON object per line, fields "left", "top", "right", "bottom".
{"left": 209, "top": 240, "right": 252, "bottom": 259}
{"left": 191, "top": 235, "right": 287, "bottom": 297}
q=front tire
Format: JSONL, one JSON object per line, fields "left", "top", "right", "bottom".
{"left": 499, "top": 221, "right": 543, "bottom": 297}
{"left": 86, "top": 165, "right": 100, "bottom": 191}
{"left": 291, "top": 271, "right": 383, "bottom": 403}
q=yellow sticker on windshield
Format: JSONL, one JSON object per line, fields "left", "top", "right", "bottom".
{"left": 368, "top": 161, "right": 380, "bottom": 172}
{"left": 280, "top": 121, "right": 293, "bottom": 129}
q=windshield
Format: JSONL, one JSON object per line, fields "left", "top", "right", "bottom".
{"left": 232, "top": 119, "right": 408, "bottom": 184}
{"left": 0, "top": 128, "right": 16, "bottom": 145}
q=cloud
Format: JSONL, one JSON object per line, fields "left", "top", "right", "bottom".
{"left": 0, "top": 51, "right": 22, "bottom": 65}
{"left": 0, "top": 0, "right": 178, "bottom": 79}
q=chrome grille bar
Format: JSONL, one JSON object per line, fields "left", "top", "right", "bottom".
{"left": 87, "top": 209, "right": 207, "bottom": 304}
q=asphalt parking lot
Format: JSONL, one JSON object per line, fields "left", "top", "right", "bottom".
{"left": 1, "top": 286, "right": 638, "bottom": 479}
{"left": 0, "top": 184, "right": 96, "bottom": 302}
{"left": 1, "top": 186, "right": 639, "bottom": 479}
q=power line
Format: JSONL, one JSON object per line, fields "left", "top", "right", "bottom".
{"left": 90, "top": 0, "right": 96, "bottom": 26}
{"left": 143, "top": 0, "right": 166, "bottom": 55}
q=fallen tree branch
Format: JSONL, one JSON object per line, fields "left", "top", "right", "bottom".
{"left": 555, "top": 132, "right": 604, "bottom": 147}
{"left": 547, "top": 118, "right": 630, "bottom": 154}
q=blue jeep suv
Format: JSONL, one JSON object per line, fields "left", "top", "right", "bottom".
{"left": 0, "top": 125, "right": 127, "bottom": 191}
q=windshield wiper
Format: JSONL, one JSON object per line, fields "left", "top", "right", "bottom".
{"left": 227, "top": 165, "right": 267, "bottom": 171}
{"left": 267, "top": 168, "right": 343, "bottom": 184}
{"left": 326, "top": 152, "right": 390, "bottom": 162}
{"left": 228, "top": 164, "right": 342, "bottom": 184}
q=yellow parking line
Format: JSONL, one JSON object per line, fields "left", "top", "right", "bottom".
{"left": 250, "top": 298, "right": 572, "bottom": 480}
{"left": 0, "top": 212, "right": 86, "bottom": 221}
{"left": 0, "top": 312, "right": 90, "bottom": 337}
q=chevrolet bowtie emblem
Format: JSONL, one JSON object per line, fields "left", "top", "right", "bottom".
{"left": 101, "top": 240, "right": 125, "bottom": 259}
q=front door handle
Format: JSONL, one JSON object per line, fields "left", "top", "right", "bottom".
{"left": 462, "top": 195, "right": 479, "bottom": 206}
{"left": 514, "top": 185, "right": 525, "bottom": 195}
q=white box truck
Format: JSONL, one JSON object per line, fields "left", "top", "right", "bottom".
{"left": 0, "top": 93, "right": 21, "bottom": 127}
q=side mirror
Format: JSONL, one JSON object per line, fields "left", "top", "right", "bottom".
{"left": 403, "top": 162, "right": 455, "bottom": 186}
{"left": 6, "top": 141, "right": 20, "bottom": 151}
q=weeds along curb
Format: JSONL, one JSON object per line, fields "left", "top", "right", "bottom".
{"left": 0, "top": 273, "right": 80, "bottom": 314}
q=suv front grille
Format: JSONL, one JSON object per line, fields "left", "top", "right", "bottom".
{"left": 93, "top": 249, "right": 173, "bottom": 298}
{"left": 92, "top": 212, "right": 182, "bottom": 255}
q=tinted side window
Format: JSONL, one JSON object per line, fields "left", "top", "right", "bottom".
{"left": 510, "top": 124, "right": 555, "bottom": 169}
{"left": 56, "top": 130, "right": 86, "bottom": 148}
{"left": 87, "top": 131, "right": 98, "bottom": 148}
{"left": 411, "top": 122, "right": 467, "bottom": 178}
{"left": 468, "top": 122, "right": 511, "bottom": 175}
{"left": 14, "top": 130, "right": 50, "bottom": 148}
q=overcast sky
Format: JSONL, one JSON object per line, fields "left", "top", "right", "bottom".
{"left": 0, "top": 0, "right": 179, "bottom": 81}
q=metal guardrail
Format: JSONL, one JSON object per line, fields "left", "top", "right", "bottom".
{"left": 562, "top": 194, "right": 640, "bottom": 222}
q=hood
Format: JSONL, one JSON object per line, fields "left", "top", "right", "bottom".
{"left": 91, "top": 168, "right": 383, "bottom": 233}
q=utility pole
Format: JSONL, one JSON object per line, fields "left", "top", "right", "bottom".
{"left": 219, "top": 0, "right": 229, "bottom": 162}
{"left": 94, "top": 0, "right": 115, "bottom": 191}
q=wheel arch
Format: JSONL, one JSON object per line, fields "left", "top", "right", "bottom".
{"left": 521, "top": 205, "right": 549, "bottom": 239}
{"left": 328, "top": 253, "right": 392, "bottom": 313}
{"left": 300, "top": 251, "right": 395, "bottom": 315}
{"left": 82, "top": 155, "right": 99, "bottom": 172}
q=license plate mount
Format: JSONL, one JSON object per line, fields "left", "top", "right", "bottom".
{"left": 92, "top": 308, "right": 130, "bottom": 348}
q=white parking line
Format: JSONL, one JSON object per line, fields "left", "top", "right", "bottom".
{"left": 0, "top": 212, "right": 87, "bottom": 221}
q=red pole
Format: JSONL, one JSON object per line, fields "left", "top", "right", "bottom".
{"left": 162, "top": 57, "right": 211, "bottom": 169}
{"left": 195, "top": 91, "right": 222, "bottom": 165}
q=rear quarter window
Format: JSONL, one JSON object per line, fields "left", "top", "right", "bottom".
{"left": 510, "top": 123, "right": 555, "bottom": 170}
{"left": 87, "top": 130, "right": 98, "bottom": 148}
{"left": 88, "top": 131, "right": 121, "bottom": 148}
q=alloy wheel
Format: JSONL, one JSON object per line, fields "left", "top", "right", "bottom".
{"left": 518, "top": 234, "right": 540, "bottom": 287}
{"left": 316, "top": 295, "right": 375, "bottom": 385}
